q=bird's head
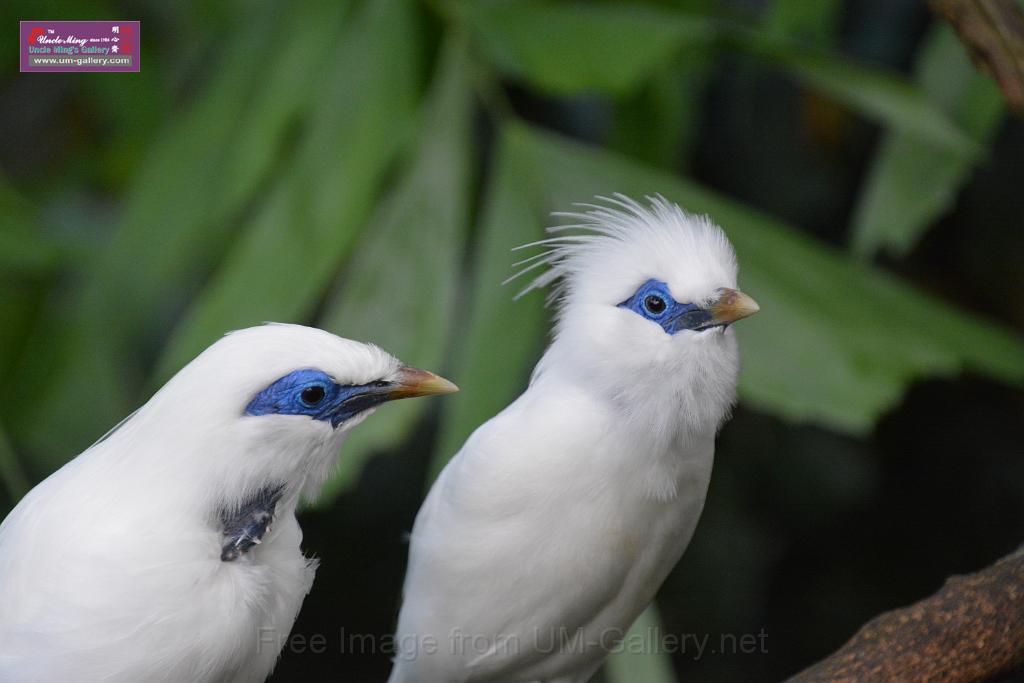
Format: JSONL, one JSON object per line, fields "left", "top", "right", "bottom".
{"left": 515, "top": 195, "right": 758, "bottom": 434}
{"left": 133, "top": 324, "right": 456, "bottom": 497}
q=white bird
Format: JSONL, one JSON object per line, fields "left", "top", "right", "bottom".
{"left": 387, "top": 196, "right": 759, "bottom": 683}
{"left": 0, "top": 323, "right": 457, "bottom": 682}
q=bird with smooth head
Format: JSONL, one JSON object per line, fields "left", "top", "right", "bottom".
{"left": 0, "top": 323, "right": 457, "bottom": 682}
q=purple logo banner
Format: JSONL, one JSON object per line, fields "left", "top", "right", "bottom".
{"left": 20, "top": 21, "right": 140, "bottom": 73}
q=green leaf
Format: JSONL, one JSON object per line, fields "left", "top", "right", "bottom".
{"left": 744, "top": 33, "right": 981, "bottom": 156}
{"left": 467, "top": 0, "right": 975, "bottom": 158}
{"left": 315, "top": 38, "right": 474, "bottom": 501}
{"left": 851, "top": 24, "right": 1006, "bottom": 257}
{"left": 0, "top": 178, "right": 61, "bottom": 277}
{"left": 509, "top": 124, "right": 1024, "bottom": 434}
{"left": 466, "top": 0, "right": 974, "bottom": 159}
{"left": 0, "top": 181, "right": 58, "bottom": 405}
{"left": 428, "top": 126, "right": 549, "bottom": 483}
{"left": 0, "top": 420, "right": 30, "bottom": 505}
{"left": 216, "top": 1, "right": 353, "bottom": 219}
{"left": 608, "top": 48, "right": 713, "bottom": 170}
{"left": 79, "top": 53, "right": 167, "bottom": 189}
{"left": 9, "top": 1, "right": 350, "bottom": 467}
{"left": 763, "top": 0, "right": 844, "bottom": 46}
{"left": 155, "top": 0, "right": 419, "bottom": 380}
{"left": 103, "top": 0, "right": 347, "bottom": 338}
{"left": 468, "top": 1, "right": 716, "bottom": 95}
{"left": 605, "top": 604, "right": 677, "bottom": 683}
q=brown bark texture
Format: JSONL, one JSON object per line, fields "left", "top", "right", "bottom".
{"left": 786, "top": 545, "right": 1024, "bottom": 683}
{"left": 930, "top": 0, "right": 1024, "bottom": 116}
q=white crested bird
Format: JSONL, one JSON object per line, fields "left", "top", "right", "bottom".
{"left": 387, "top": 196, "right": 759, "bottom": 683}
{"left": 0, "top": 323, "right": 457, "bottom": 682}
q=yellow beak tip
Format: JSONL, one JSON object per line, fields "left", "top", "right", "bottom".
{"left": 391, "top": 367, "right": 459, "bottom": 398}
{"left": 712, "top": 289, "right": 760, "bottom": 324}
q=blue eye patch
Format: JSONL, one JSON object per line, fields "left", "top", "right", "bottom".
{"left": 618, "top": 279, "right": 714, "bottom": 335}
{"left": 246, "top": 368, "right": 394, "bottom": 427}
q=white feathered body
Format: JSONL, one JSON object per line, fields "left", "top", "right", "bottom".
{"left": 0, "top": 430, "right": 321, "bottom": 682}
{"left": 0, "top": 325, "right": 401, "bottom": 682}
{"left": 392, "top": 379, "right": 718, "bottom": 683}
{"left": 389, "top": 197, "right": 748, "bottom": 683}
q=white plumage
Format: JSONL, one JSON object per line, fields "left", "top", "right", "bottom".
{"left": 388, "top": 196, "right": 759, "bottom": 683}
{"left": 0, "top": 323, "right": 456, "bottom": 682}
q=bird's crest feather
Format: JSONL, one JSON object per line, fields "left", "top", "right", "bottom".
{"left": 504, "top": 193, "right": 727, "bottom": 310}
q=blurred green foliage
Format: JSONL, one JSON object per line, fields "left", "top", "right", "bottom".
{"left": 2, "top": 0, "right": 1023, "bottom": 681}
{"left": 851, "top": 23, "right": 1006, "bottom": 256}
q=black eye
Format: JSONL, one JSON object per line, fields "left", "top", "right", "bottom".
{"left": 643, "top": 294, "right": 667, "bottom": 316}
{"left": 300, "top": 385, "right": 326, "bottom": 406}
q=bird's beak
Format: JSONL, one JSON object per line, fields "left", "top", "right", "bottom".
{"left": 386, "top": 367, "right": 459, "bottom": 400}
{"left": 705, "top": 288, "right": 760, "bottom": 327}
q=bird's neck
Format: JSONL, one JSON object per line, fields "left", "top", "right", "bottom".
{"left": 535, "top": 344, "right": 722, "bottom": 438}
{"left": 525, "top": 369, "right": 712, "bottom": 504}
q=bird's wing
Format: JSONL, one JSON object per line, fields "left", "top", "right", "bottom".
{"left": 0, "top": 450, "right": 303, "bottom": 682}
{"left": 390, "top": 382, "right": 633, "bottom": 682}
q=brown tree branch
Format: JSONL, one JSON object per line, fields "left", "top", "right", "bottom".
{"left": 786, "top": 546, "right": 1024, "bottom": 683}
{"left": 930, "top": 0, "right": 1024, "bottom": 117}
